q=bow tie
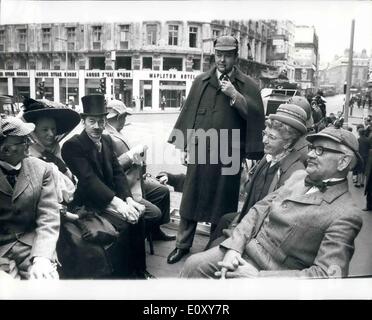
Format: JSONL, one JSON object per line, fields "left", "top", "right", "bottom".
{"left": 304, "top": 176, "right": 346, "bottom": 193}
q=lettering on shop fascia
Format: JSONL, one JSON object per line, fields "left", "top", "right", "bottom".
{"left": 0, "top": 70, "right": 30, "bottom": 77}
{"left": 35, "top": 71, "right": 78, "bottom": 78}
{"left": 85, "top": 71, "right": 132, "bottom": 78}
{"left": 148, "top": 72, "right": 196, "bottom": 80}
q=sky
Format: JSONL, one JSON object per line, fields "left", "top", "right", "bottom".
{"left": 0, "top": 0, "right": 371, "bottom": 65}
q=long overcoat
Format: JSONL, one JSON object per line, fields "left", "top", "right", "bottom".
{"left": 168, "top": 67, "right": 265, "bottom": 224}
{"left": 0, "top": 157, "right": 60, "bottom": 260}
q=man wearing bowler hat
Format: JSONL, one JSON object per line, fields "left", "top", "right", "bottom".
{"left": 167, "top": 35, "right": 265, "bottom": 264}
{"left": 61, "top": 94, "right": 152, "bottom": 279}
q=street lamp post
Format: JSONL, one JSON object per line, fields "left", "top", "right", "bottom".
{"left": 56, "top": 37, "right": 68, "bottom": 106}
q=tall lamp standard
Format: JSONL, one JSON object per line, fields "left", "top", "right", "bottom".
{"left": 56, "top": 37, "right": 68, "bottom": 106}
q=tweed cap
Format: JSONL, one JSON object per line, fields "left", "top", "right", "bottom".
{"left": 214, "top": 35, "right": 239, "bottom": 51}
{"left": 0, "top": 115, "right": 35, "bottom": 139}
{"left": 106, "top": 99, "right": 133, "bottom": 119}
{"left": 268, "top": 103, "right": 307, "bottom": 134}
{"left": 306, "top": 126, "right": 361, "bottom": 164}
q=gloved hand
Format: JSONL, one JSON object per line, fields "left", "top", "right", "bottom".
{"left": 28, "top": 257, "right": 59, "bottom": 280}
{"left": 127, "top": 144, "right": 148, "bottom": 164}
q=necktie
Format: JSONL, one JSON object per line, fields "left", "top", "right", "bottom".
{"left": 304, "top": 176, "right": 346, "bottom": 193}
{"left": 95, "top": 142, "right": 102, "bottom": 153}
{"left": 219, "top": 73, "right": 229, "bottom": 81}
{"left": 1, "top": 167, "right": 20, "bottom": 188}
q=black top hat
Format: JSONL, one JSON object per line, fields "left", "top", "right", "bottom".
{"left": 81, "top": 94, "right": 108, "bottom": 117}
{"left": 22, "top": 97, "right": 81, "bottom": 135}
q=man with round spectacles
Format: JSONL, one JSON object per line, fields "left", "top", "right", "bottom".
{"left": 181, "top": 126, "right": 363, "bottom": 279}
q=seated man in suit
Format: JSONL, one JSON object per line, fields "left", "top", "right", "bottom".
{"left": 0, "top": 115, "right": 60, "bottom": 279}
{"left": 181, "top": 127, "right": 363, "bottom": 278}
{"left": 105, "top": 99, "right": 175, "bottom": 241}
{"left": 61, "top": 94, "right": 152, "bottom": 279}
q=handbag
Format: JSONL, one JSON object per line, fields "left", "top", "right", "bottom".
{"left": 70, "top": 206, "right": 119, "bottom": 245}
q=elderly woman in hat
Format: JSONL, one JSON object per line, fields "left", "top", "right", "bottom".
{"left": 22, "top": 98, "right": 80, "bottom": 184}
{"left": 206, "top": 103, "right": 307, "bottom": 249}
{"left": 0, "top": 115, "right": 60, "bottom": 279}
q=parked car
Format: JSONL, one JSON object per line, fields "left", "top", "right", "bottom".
{"left": 261, "top": 87, "right": 300, "bottom": 116}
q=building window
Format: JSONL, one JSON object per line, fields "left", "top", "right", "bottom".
{"left": 142, "top": 57, "right": 152, "bottom": 69}
{"left": 189, "top": 26, "right": 198, "bottom": 48}
{"left": 92, "top": 26, "right": 102, "bottom": 50}
{"left": 119, "top": 25, "right": 130, "bottom": 49}
{"left": 192, "top": 58, "right": 200, "bottom": 70}
{"left": 18, "top": 29, "right": 27, "bottom": 51}
{"left": 116, "top": 56, "right": 132, "bottom": 70}
{"left": 68, "top": 55, "right": 75, "bottom": 69}
{"left": 163, "top": 57, "right": 182, "bottom": 71}
{"left": 67, "top": 27, "right": 76, "bottom": 51}
{"left": 89, "top": 56, "right": 105, "bottom": 70}
{"left": 42, "top": 28, "right": 51, "bottom": 51}
{"left": 0, "top": 30, "right": 5, "bottom": 51}
{"left": 295, "top": 69, "right": 302, "bottom": 81}
{"left": 212, "top": 29, "right": 220, "bottom": 39}
{"left": 18, "top": 56, "right": 27, "bottom": 69}
{"left": 146, "top": 24, "right": 157, "bottom": 45}
{"left": 41, "top": 56, "right": 50, "bottom": 69}
{"left": 168, "top": 25, "right": 179, "bottom": 46}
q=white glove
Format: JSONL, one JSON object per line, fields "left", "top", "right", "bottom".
{"left": 127, "top": 144, "right": 148, "bottom": 164}
{"left": 28, "top": 257, "right": 59, "bottom": 280}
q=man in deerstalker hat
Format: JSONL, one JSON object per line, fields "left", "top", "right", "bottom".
{"left": 0, "top": 115, "right": 60, "bottom": 279}
{"left": 61, "top": 94, "right": 153, "bottom": 279}
{"left": 167, "top": 35, "right": 265, "bottom": 264}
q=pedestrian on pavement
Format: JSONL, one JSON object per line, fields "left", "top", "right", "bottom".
{"left": 61, "top": 94, "right": 153, "bottom": 279}
{"left": 160, "top": 96, "right": 166, "bottom": 111}
{"left": 166, "top": 35, "right": 265, "bottom": 264}
{"left": 181, "top": 127, "right": 363, "bottom": 279}
{"left": 354, "top": 127, "right": 368, "bottom": 188}
{"left": 0, "top": 116, "right": 60, "bottom": 279}
{"left": 105, "top": 99, "right": 175, "bottom": 242}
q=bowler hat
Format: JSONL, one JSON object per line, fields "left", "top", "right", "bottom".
{"left": 306, "top": 126, "right": 362, "bottom": 164}
{"left": 269, "top": 103, "right": 307, "bottom": 134}
{"left": 214, "top": 35, "right": 239, "bottom": 51}
{"left": 81, "top": 94, "right": 108, "bottom": 117}
{"left": 22, "top": 97, "right": 80, "bottom": 135}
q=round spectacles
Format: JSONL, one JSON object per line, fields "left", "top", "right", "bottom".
{"left": 262, "top": 130, "right": 278, "bottom": 141}
{"left": 3, "top": 138, "right": 30, "bottom": 148}
{"left": 308, "top": 145, "right": 344, "bottom": 156}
